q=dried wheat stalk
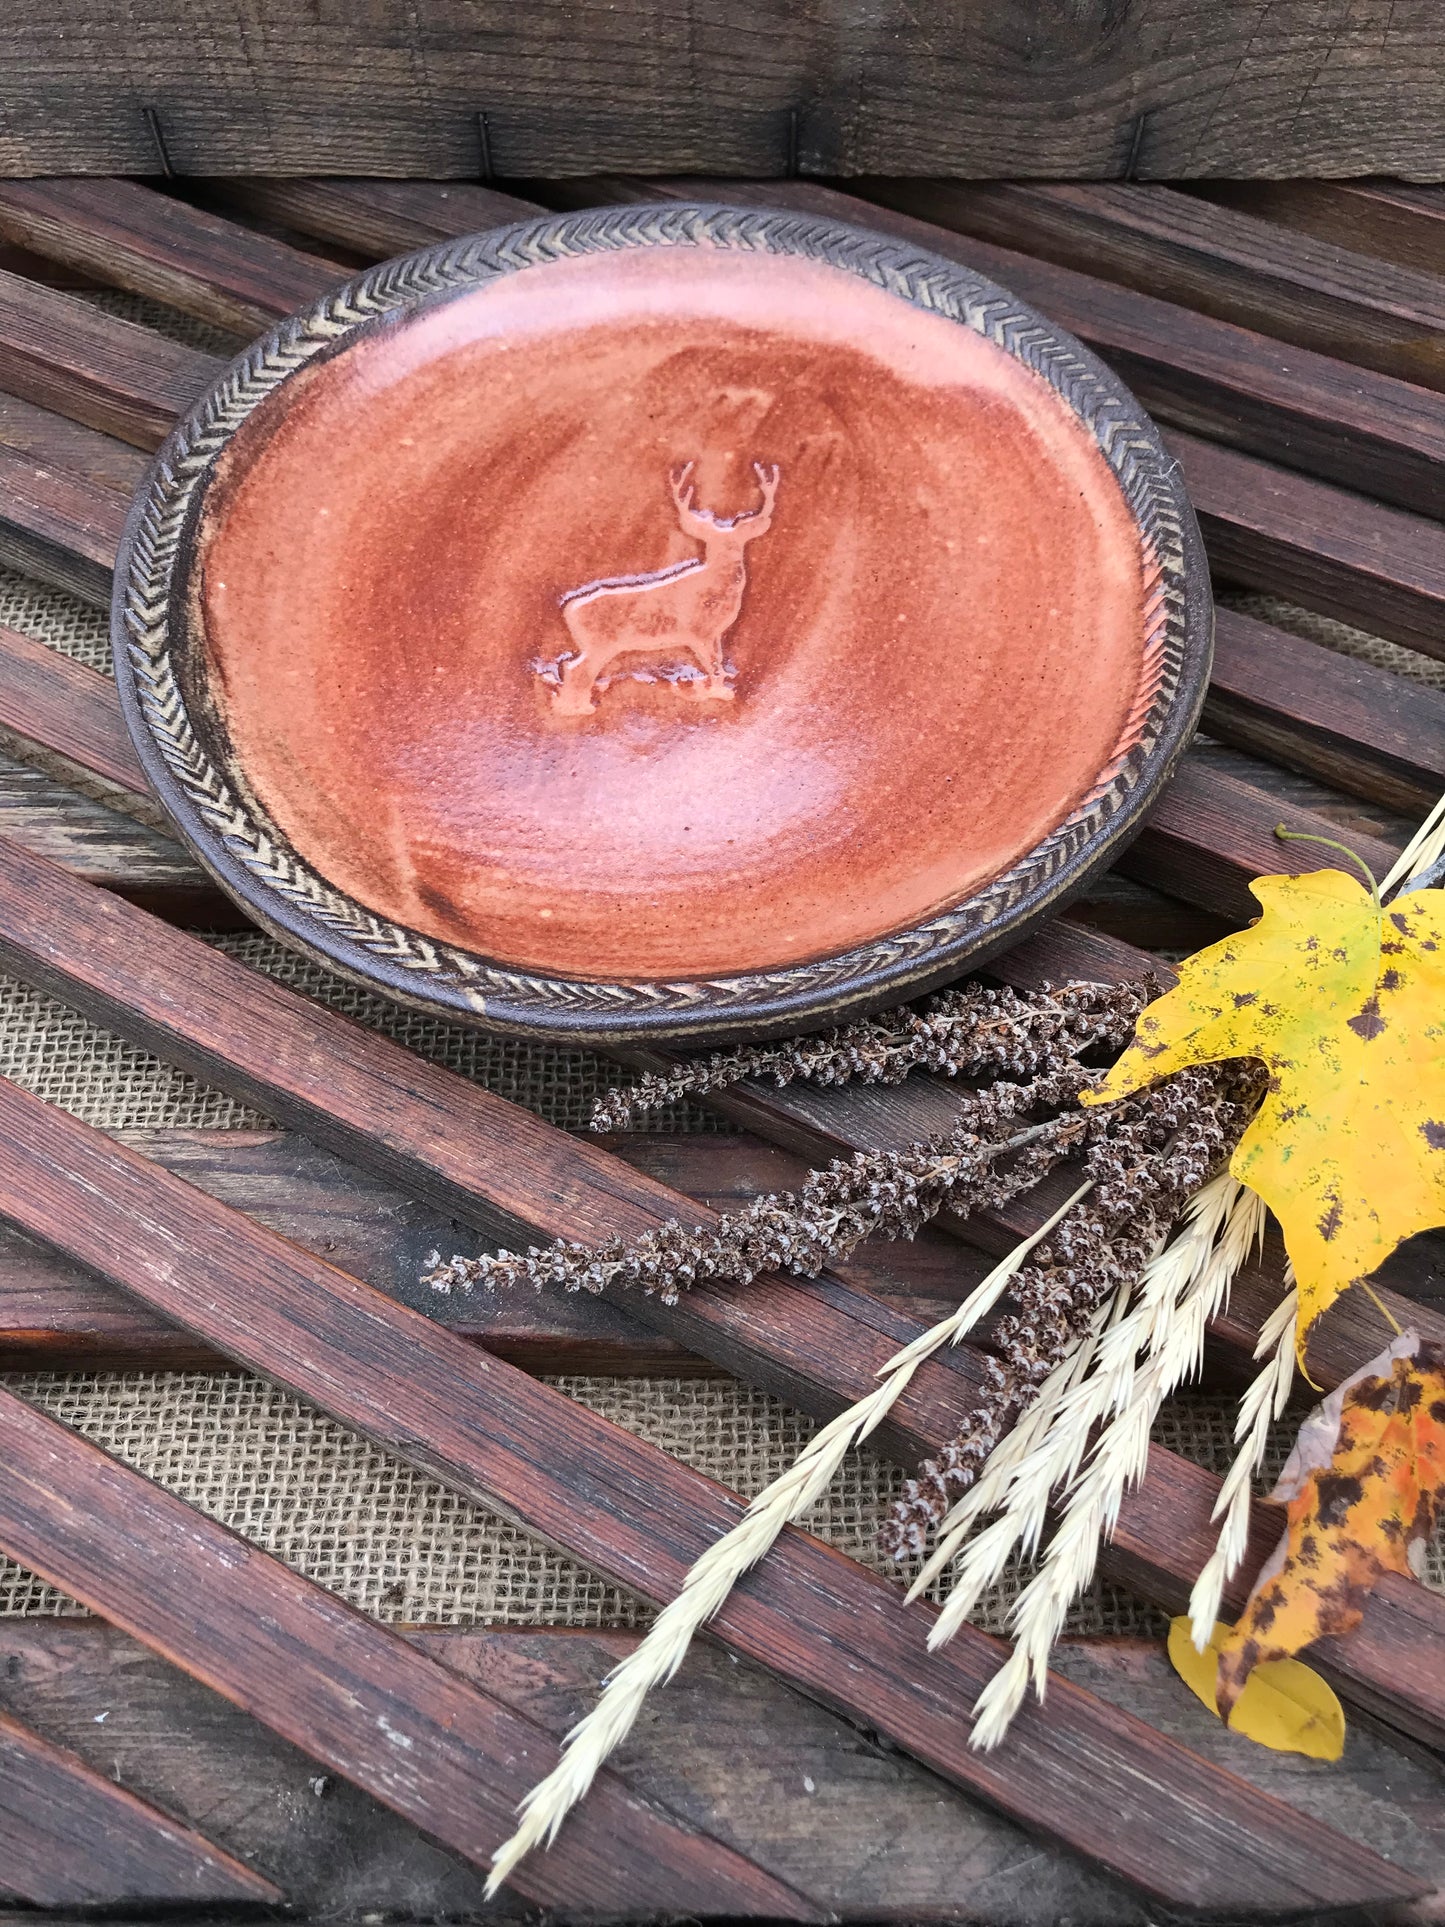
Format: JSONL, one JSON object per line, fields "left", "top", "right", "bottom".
{"left": 483, "top": 1182, "right": 1090, "bottom": 1898}
{"left": 962, "top": 1180, "right": 1268, "bottom": 1746}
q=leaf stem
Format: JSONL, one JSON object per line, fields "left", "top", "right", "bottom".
{"left": 1272, "top": 826, "right": 1382, "bottom": 917}
{"left": 1355, "top": 1277, "right": 1404, "bottom": 1337}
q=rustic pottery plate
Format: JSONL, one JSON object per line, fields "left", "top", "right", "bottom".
{"left": 113, "top": 204, "right": 1211, "bottom": 1044}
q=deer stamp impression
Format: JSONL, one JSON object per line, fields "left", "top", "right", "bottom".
{"left": 545, "top": 461, "right": 779, "bottom": 714}
{"left": 116, "top": 206, "right": 1211, "bottom": 1042}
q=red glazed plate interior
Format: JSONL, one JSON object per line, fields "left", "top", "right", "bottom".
{"left": 194, "top": 243, "right": 1154, "bottom": 982}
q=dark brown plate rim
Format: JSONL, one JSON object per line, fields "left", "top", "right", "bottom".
{"left": 111, "top": 201, "right": 1212, "bottom": 1045}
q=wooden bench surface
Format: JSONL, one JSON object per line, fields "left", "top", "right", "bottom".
{"left": 0, "top": 173, "right": 1440, "bottom": 1921}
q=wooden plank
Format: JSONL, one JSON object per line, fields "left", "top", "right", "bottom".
{"left": 0, "top": 389, "right": 147, "bottom": 493}
{"left": 1166, "top": 427, "right": 1445, "bottom": 661}
{"left": 0, "top": 178, "right": 344, "bottom": 337}
{"left": 0, "top": 1072, "right": 1419, "bottom": 1915}
{"left": 1202, "top": 181, "right": 1445, "bottom": 280}
{"left": 0, "top": 620, "right": 162, "bottom": 824}
{"left": 546, "top": 172, "right": 1445, "bottom": 518}
{"left": 4, "top": 1621, "right": 1444, "bottom": 1924}
{"left": 864, "top": 182, "right": 1445, "bottom": 392}
{"left": 0, "top": 1387, "right": 810, "bottom": 1917}
{"left": 1205, "top": 606, "right": 1445, "bottom": 817}
{"left": 0, "top": 438, "right": 122, "bottom": 604}
{"left": 1121, "top": 755, "right": 1402, "bottom": 928}
{"left": 209, "top": 176, "right": 545, "bottom": 259}
{"left": 0, "top": 270, "right": 218, "bottom": 449}
{"left": 0, "top": 753, "right": 230, "bottom": 925}
{"left": 5, "top": 6, "right": 1445, "bottom": 178}
{"left": 0, "top": 1126, "right": 971, "bottom": 1374}
{"left": 0, "top": 1707, "right": 279, "bottom": 1906}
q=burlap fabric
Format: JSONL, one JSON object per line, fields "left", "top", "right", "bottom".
{"left": 1, "top": 529, "right": 1440, "bottom": 1639}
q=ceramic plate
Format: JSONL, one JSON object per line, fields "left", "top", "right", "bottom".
{"left": 113, "top": 204, "right": 1211, "bottom": 1043}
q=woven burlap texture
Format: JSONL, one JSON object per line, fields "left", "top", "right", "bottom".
{"left": 2, "top": 532, "right": 1442, "bottom": 1638}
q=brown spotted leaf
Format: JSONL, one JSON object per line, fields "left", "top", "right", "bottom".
{"left": 1216, "top": 1334, "right": 1445, "bottom": 1715}
{"left": 1085, "top": 869, "right": 1445, "bottom": 1364}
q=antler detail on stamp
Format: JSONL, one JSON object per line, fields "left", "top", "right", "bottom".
{"left": 540, "top": 460, "right": 780, "bottom": 715}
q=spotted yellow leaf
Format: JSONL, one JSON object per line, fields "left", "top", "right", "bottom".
{"left": 1217, "top": 1336, "right": 1445, "bottom": 1718}
{"left": 1167, "top": 1616, "right": 1345, "bottom": 1761}
{"left": 1084, "top": 869, "right": 1445, "bottom": 1369}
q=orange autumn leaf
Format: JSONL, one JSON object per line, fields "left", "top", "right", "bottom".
{"left": 1084, "top": 869, "right": 1445, "bottom": 1369}
{"left": 1216, "top": 1334, "right": 1445, "bottom": 1717}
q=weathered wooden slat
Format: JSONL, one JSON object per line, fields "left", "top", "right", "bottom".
{"left": 0, "top": 270, "right": 219, "bottom": 449}
{"left": 0, "top": 1706, "right": 279, "bottom": 1907}
{"left": 0, "top": 179, "right": 344, "bottom": 337}
{"left": 0, "top": 1384, "right": 810, "bottom": 1916}
{"left": 0, "top": 1072, "right": 1418, "bottom": 1915}
{"left": 1206, "top": 606, "right": 1445, "bottom": 817}
{"left": 543, "top": 172, "right": 1445, "bottom": 519}
{"left": 0, "top": 388, "right": 147, "bottom": 493}
{"left": 1164, "top": 427, "right": 1445, "bottom": 661}
{"left": 0, "top": 1127, "right": 970, "bottom": 1374}
{"left": 0, "top": 753, "right": 231, "bottom": 924}
{"left": 8, "top": 1621, "right": 1444, "bottom": 1925}
{"left": 1201, "top": 181, "right": 1445, "bottom": 280}
{"left": 0, "top": 620, "right": 160, "bottom": 823}
{"left": 866, "top": 182, "right": 1445, "bottom": 392}
{"left": 6, "top": 6, "right": 1445, "bottom": 179}
{"left": 208, "top": 176, "right": 545, "bottom": 258}
{"left": 0, "top": 438, "right": 122, "bottom": 604}
{"left": 1121, "top": 755, "right": 1401, "bottom": 927}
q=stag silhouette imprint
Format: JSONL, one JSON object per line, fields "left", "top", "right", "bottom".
{"left": 544, "top": 461, "right": 780, "bottom": 716}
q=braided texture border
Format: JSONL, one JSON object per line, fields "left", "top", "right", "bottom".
{"left": 117, "top": 203, "right": 1203, "bottom": 1034}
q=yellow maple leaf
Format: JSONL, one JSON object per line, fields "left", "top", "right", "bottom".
{"left": 1084, "top": 869, "right": 1445, "bottom": 1366}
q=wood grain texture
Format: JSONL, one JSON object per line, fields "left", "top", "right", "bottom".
{"left": 0, "top": 753, "right": 228, "bottom": 923}
{"left": 210, "top": 176, "right": 545, "bottom": 258}
{"left": 1120, "top": 754, "right": 1402, "bottom": 926}
{"left": 0, "top": 389, "right": 146, "bottom": 493}
{"left": 1205, "top": 605, "right": 1445, "bottom": 816}
{"left": 0, "top": 178, "right": 344, "bottom": 336}
{"left": 0, "top": 1126, "right": 972, "bottom": 1374}
{"left": 5, "top": 5, "right": 1445, "bottom": 177}
{"left": 868, "top": 182, "right": 1445, "bottom": 391}
{"left": 0, "top": 1387, "right": 811, "bottom": 1917}
{"left": 6, "top": 1623, "right": 1444, "bottom": 1925}
{"left": 0, "top": 620, "right": 161, "bottom": 822}
{"left": 0, "top": 438, "right": 122, "bottom": 604}
{"left": 1202, "top": 180, "right": 1445, "bottom": 279}
{"left": 0, "top": 1706, "right": 278, "bottom": 1906}
{"left": 0, "top": 270, "right": 217, "bottom": 449}
{"left": 0, "top": 1072, "right": 1420, "bottom": 1916}
{"left": 1166, "top": 427, "right": 1445, "bottom": 660}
